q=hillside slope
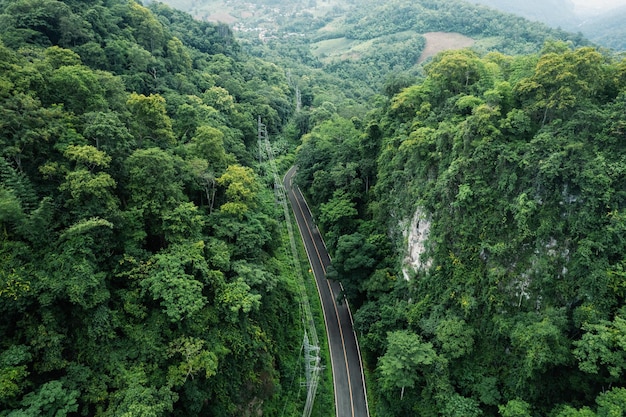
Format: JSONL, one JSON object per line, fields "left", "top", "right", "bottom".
{"left": 578, "top": 6, "right": 626, "bottom": 51}
{"left": 472, "top": 0, "right": 626, "bottom": 50}
{"left": 472, "top": 0, "right": 578, "bottom": 28}
{"left": 295, "top": 43, "right": 626, "bottom": 417}
{"left": 157, "top": 0, "right": 588, "bottom": 99}
{"left": 0, "top": 1, "right": 307, "bottom": 416}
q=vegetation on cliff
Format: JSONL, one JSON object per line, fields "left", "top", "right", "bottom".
{"left": 296, "top": 42, "right": 626, "bottom": 416}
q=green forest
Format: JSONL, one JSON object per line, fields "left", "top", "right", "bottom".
{"left": 295, "top": 41, "right": 626, "bottom": 416}
{"left": 237, "top": 0, "right": 590, "bottom": 101}
{"left": 0, "top": 0, "right": 309, "bottom": 416}
{"left": 2, "top": 0, "right": 626, "bottom": 416}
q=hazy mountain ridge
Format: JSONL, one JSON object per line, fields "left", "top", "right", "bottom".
{"left": 578, "top": 6, "right": 626, "bottom": 50}
{"left": 471, "top": 0, "right": 626, "bottom": 50}
{"left": 471, "top": 0, "right": 578, "bottom": 28}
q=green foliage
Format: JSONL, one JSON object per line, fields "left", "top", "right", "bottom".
{"left": 0, "top": 345, "right": 31, "bottom": 405}
{"left": 596, "top": 388, "right": 626, "bottom": 416}
{"left": 104, "top": 367, "right": 177, "bottom": 417}
{"left": 510, "top": 310, "right": 572, "bottom": 380}
{"left": 126, "top": 93, "right": 176, "bottom": 148}
{"left": 217, "top": 277, "right": 261, "bottom": 322}
{"left": 167, "top": 337, "right": 218, "bottom": 386}
{"left": 142, "top": 242, "right": 208, "bottom": 322}
{"left": 425, "top": 50, "right": 487, "bottom": 96}
{"left": 318, "top": 192, "right": 358, "bottom": 247}
{"left": 0, "top": 0, "right": 90, "bottom": 48}
{"left": 434, "top": 317, "right": 474, "bottom": 359}
{"left": 378, "top": 330, "right": 436, "bottom": 399}
{"left": 329, "top": 232, "right": 378, "bottom": 304}
{"left": 555, "top": 406, "right": 597, "bottom": 417}
{"left": 295, "top": 115, "right": 366, "bottom": 213}
{"left": 574, "top": 315, "right": 626, "bottom": 381}
{"left": 6, "top": 380, "right": 79, "bottom": 417}
{"left": 441, "top": 393, "right": 483, "bottom": 417}
{"left": 245, "top": 0, "right": 589, "bottom": 98}
{"left": 296, "top": 39, "right": 626, "bottom": 416}
{"left": 515, "top": 47, "right": 608, "bottom": 125}
{"left": 2, "top": 0, "right": 624, "bottom": 415}
{"left": 499, "top": 399, "right": 532, "bottom": 417}
{"left": 47, "top": 65, "right": 108, "bottom": 114}
{"left": 216, "top": 164, "right": 259, "bottom": 216}
{"left": 0, "top": 1, "right": 301, "bottom": 415}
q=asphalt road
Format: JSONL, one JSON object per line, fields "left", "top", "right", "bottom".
{"left": 284, "top": 166, "right": 369, "bottom": 417}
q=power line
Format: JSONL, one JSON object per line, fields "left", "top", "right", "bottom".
{"left": 258, "top": 116, "right": 321, "bottom": 417}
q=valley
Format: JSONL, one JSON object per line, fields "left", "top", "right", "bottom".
{"left": 1, "top": 1, "right": 626, "bottom": 416}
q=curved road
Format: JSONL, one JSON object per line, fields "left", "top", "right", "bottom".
{"left": 284, "top": 166, "right": 369, "bottom": 417}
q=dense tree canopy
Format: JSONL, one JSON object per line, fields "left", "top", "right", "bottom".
{"left": 3, "top": 0, "right": 626, "bottom": 416}
{"left": 0, "top": 1, "right": 304, "bottom": 416}
{"left": 295, "top": 41, "right": 626, "bottom": 416}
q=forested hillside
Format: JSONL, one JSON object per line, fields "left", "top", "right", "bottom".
{"left": 159, "top": 0, "right": 589, "bottom": 105}
{"left": 472, "top": 0, "right": 578, "bottom": 29}
{"left": 3, "top": 0, "right": 626, "bottom": 417}
{"left": 578, "top": 7, "right": 626, "bottom": 51}
{"left": 472, "top": 0, "right": 626, "bottom": 51}
{"left": 295, "top": 42, "right": 626, "bottom": 415}
{"left": 302, "top": 0, "right": 587, "bottom": 97}
{"left": 0, "top": 1, "right": 307, "bottom": 416}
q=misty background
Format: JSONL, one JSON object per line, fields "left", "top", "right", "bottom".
{"left": 153, "top": 0, "right": 626, "bottom": 51}
{"left": 472, "top": 0, "right": 626, "bottom": 49}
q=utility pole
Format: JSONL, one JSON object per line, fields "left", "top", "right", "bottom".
{"left": 296, "top": 86, "right": 302, "bottom": 112}
{"left": 303, "top": 331, "right": 321, "bottom": 416}
{"left": 286, "top": 70, "right": 302, "bottom": 112}
{"left": 258, "top": 115, "right": 267, "bottom": 166}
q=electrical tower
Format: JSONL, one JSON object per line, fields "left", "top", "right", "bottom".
{"left": 257, "top": 116, "right": 321, "bottom": 417}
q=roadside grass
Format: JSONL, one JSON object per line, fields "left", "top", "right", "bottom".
{"left": 289, "top": 192, "right": 336, "bottom": 417}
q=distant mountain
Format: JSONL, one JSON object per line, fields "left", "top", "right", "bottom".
{"left": 470, "top": 0, "right": 626, "bottom": 50}
{"left": 578, "top": 6, "right": 626, "bottom": 50}
{"left": 471, "top": 0, "right": 579, "bottom": 28}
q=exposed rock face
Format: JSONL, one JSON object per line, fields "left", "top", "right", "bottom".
{"left": 402, "top": 208, "right": 432, "bottom": 280}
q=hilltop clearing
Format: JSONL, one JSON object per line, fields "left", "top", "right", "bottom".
{"left": 418, "top": 32, "right": 475, "bottom": 63}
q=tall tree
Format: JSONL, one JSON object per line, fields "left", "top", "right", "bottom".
{"left": 378, "top": 329, "right": 436, "bottom": 400}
